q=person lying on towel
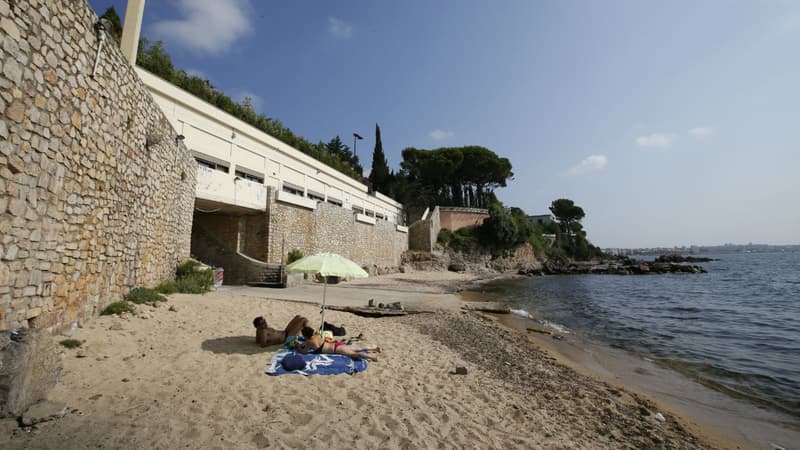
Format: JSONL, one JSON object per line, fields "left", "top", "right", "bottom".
{"left": 295, "top": 326, "right": 381, "bottom": 362}
{"left": 253, "top": 315, "right": 309, "bottom": 347}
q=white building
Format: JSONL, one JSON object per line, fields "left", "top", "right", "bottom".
{"left": 528, "top": 214, "right": 555, "bottom": 226}
{"left": 137, "top": 69, "right": 404, "bottom": 224}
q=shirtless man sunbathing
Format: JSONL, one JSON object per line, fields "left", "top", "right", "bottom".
{"left": 253, "top": 315, "right": 309, "bottom": 347}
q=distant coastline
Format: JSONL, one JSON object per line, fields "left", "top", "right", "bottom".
{"left": 604, "top": 243, "right": 800, "bottom": 256}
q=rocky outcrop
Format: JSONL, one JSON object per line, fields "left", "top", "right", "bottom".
{"left": 403, "top": 243, "right": 542, "bottom": 274}
{"left": 654, "top": 254, "right": 717, "bottom": 263}
{"left": 519, "top": 257, "right": 708, "bottom": 276}
{"left": 0, "top": 329, "right": 62, "bottom": 418}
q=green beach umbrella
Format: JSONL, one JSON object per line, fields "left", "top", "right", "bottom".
{"left": 285, "top": 253, "right": 369, "bottom": 329}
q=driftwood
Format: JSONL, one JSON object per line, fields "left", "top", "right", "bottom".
{"left": 325, "top": 305, "right": 410, "bottom": 317}
{"left": 526, "top": 325, "right": 552, "bottom": 335}
{"left": 461, "top": 302, "right": 511, "bottom": 314}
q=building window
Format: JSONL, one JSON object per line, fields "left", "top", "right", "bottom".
{"left": 196, "top": 157, "right": 229, "bottom": 173}
{"left": 327, "top": 198, "right": 343, "bottom": 207}
{"left": 282, "top": 184, "right": 303, "bottom": 196}
{"left": 235, "top": 170, "right": 264, "bottom": 184}
{"left": 352, "top": 205, "right": 365, "bottom": 215}
{"left": 307, "top": 192, "right": 325, "bottom": 202}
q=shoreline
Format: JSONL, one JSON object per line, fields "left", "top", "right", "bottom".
{"left": 496, "top": 312, "right": 800, "bottom": 450}
{"left": 0, "top": 270, "right": 782, "bottom": 449}
{"left": 456, "top": 271, "right": 800, "bottom": 449}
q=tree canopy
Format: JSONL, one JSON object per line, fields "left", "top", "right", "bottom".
{"left": 549, "top": 198, "right": 586, "bottom": 230}
{"left": 399, "top": 146, "right": 512, "bottom": 210}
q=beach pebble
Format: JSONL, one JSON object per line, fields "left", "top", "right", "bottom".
{"left": 121, "top": 378, "right": 130, "bottom": 383}
{"left": 169, "top": 305, "right": 178, "bottom": 312}
{"left": 76, "top": 349, "right": 87, "bottom": 358}
{"left": 655, "top": 412, "right": 666, "bottom": 422}
{"left": 109, "top": 321, "right": 123, "bottom": 331}
{"left": 454, "top": 365, "right": 468, "bottom": 375}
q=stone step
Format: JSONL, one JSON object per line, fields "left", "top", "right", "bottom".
{"left": 246, "top": 281, "right": 285, "bottom": 288}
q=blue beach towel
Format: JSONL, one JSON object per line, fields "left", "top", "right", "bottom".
{"left": 265, "top": 347, "right": 369, "bottom": 376}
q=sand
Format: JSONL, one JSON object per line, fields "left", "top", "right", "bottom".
{"left": 2, "top": 272, "right": 723, "bottom": 449}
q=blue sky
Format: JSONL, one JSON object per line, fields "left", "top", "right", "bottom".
{"left": 90, "top": 0, "right": 800, "bottom": 248}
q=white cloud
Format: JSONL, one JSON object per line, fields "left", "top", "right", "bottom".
{"left": 328, "top": 17, "right": 353, "bottom": 38}
{"left": 231, "top": 90, "right": 264, "bottom": 112}
{"left": 636, "top": 133, "right": 673, "bottom": 149}
{"left": 567, "top": 154, "right": 608, "bottom": 176}
{"left": 150, "top": 0, "right": 253, "bottom": 55}
{"left": 429, "top": 129, "right": 454, "bottom": 141}
{"left": 688, "top": 127, "right": 713, "bottom": 139}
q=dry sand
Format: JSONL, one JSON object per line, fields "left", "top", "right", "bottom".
{"left": 2, "top": 272, "right": 723, "bottom": 449}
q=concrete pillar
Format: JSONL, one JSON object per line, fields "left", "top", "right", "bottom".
{"left": 120, "top": 0, "right": 146, "bottom": 64}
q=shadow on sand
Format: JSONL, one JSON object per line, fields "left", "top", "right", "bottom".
{"left": 201, "top": 336, "right": 278, "bottom": 355}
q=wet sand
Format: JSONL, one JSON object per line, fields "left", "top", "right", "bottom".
{"left": 499, "top": 313, "right": 800, "bottom": 450}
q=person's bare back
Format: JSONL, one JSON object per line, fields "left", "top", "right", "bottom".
{"left": 253, "top": 315, "right": 309, "bottom": 347}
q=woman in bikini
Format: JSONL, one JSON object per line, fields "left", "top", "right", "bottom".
{"left": 296, "top": 326, "right": 381, "bottom": 362}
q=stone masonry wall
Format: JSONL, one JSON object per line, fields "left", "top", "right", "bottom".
{"left": 408, "top": 206, "right": 440, "bottom": 252}
{"left": 0, "top": 0, "right": 196, "bottom": 331}
{"left": 439, "top": 207, "right": 489, "bottom": 232}
{"left": 266, "top": 188, "right": 407, "bottom": 269}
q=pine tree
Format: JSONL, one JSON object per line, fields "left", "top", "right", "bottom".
{"left": 100, "top": 7, "right": 123, "bottom": 45}
{"left": 370, "top": 123, "right": 390, "bottom": 193}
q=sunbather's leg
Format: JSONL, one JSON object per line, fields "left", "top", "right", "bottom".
{"left": 358, "top": 345, "right": 381, "bottom": 353}
{"left": 336, "top": 345, "right": 378, "bottom": 362}
{"left": 284, "top": 315, "right": 309, "bottom": 337}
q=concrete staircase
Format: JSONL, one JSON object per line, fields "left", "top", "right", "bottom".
{"left": 246, "top": 264, "right": 285, "bottom": 288}
{"left": 191, "top": 220, "right": 285, "bottom": 287}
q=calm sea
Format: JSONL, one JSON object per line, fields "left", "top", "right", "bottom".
{"left": 477, "top": 251, "right": 800, "bottom": 418}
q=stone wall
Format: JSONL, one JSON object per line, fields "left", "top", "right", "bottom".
{"left": 408, "top": 206, "right": 441, "bottom": 252}
{"left": 0, "top": 0, "right": 196, "bottom": 331}
{"left": 439, "top": 207, "right": 489, "bottom": 231}
{"left": 266, "top": 188, "right": 407, "bottom": 270}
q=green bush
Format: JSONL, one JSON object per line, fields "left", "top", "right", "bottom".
{"left": 176, "top": 258, "right": 205, "bottom": 278}
{"left": 287, "top": 248, "right": 304, "bottom": 264}
{"left": 155, "top": 280, "right": 178, "bottom": 294}
{"left": 125, "top": 287, "right": 167, "bottom": 304}
{"left": 450, "top": 228, "right": 481, "bottom": 253}
{"left": 437, "top": 228, "right": 455, "bottom": 246}
{"left": 101, "top": 301, "right": 136, "bottom": 315}
{"left": 175, "top": 271, "right": 213, "bottom": 294}
{"left": 59, "top": 339, "right": 82, "bottom": 349}
{"left": 171, "top": 258, "right": 214, "bottom": 294}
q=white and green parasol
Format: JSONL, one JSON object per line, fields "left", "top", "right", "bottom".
{"left": 285, "top": 253, "right": 368, "bottom": 329}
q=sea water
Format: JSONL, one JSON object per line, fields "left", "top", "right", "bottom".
{"left": 477, "top": 251, "right": 800, "bottom": 419}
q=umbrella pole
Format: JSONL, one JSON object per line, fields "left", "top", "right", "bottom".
{"left": 319, "top": 277, "right": 327, "bottom": 331}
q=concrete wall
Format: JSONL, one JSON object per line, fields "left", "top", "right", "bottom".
{"left": 439, "top": 207, "right": 489, "bottom": 231}
{"left": 266, "top": 188, "right": 407, "bottom": 270}
{"left": 0, "top": 0, "right": 196, "bottom": 331}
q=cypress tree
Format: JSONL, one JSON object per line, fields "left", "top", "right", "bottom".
{"left": 370, "top": 123, "right": 390, "bottom": 193}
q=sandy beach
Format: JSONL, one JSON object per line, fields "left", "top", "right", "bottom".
{"left": 2, "top": 272, "right": 738, "bottom": 449}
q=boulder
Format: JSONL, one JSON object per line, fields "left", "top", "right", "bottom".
{"left": 21, "top": 400, "right": 67, "bottom": 426}
{"left": 0, "top": 329, "right": 62, "bottom": 418}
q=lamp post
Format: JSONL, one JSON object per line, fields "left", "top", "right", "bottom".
{"left": 352, "top": 132, "right": 363, "bottom": 160}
